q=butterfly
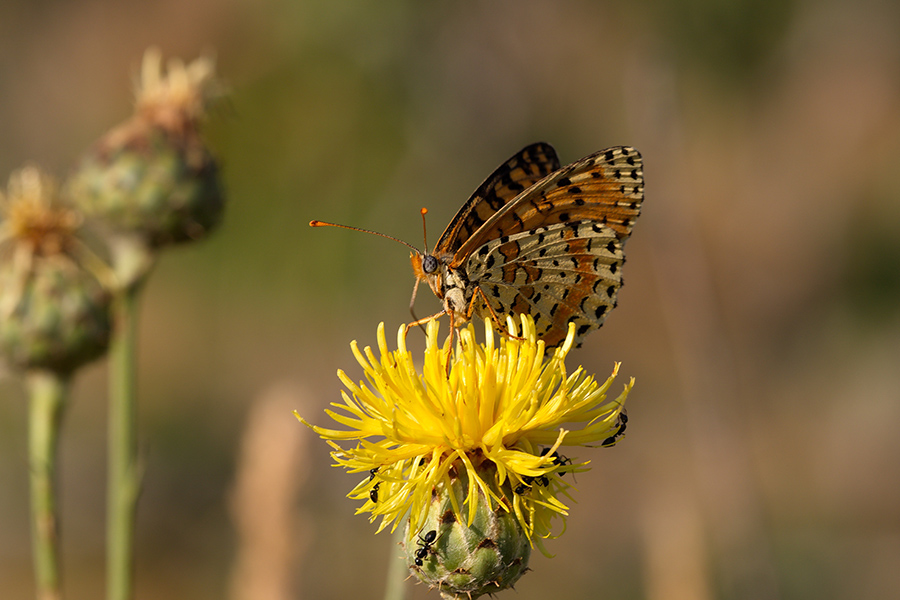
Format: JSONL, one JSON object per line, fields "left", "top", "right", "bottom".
{"left": 312, "top": 142, "right": 643, "bottom": 348}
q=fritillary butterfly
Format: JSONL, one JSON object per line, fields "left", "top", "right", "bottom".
{"left": 312, "top": 142, "right": 643, "bottom": 348}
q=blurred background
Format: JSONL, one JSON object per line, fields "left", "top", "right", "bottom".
{"left": 1, "top": 0, "right": 899, "bottom": 598}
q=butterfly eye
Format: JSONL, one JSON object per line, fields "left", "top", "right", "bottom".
{"left": 422, "top": 255, "right": 439, "bottom": 274}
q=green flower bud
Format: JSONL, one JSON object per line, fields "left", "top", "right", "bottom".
{"left": 0, "top": 255, "right": 111, "bottom": 374}
{"left": 0, "top": 167, "right": 111, "bottom": 374}
{"left": 404, "top": 461, "right": 531, "bottom": 600}
{"left": 67, "top": 48, "right": 225, "bottom": 248}
{"left": 68, "top": 121, "right": 223, "bottom": 247}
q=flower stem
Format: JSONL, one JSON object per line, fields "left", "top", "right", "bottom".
{"left": 27, "top": 369, "right": 68, "bottom": 600}
{"left": 382, "top": 527, "right": 408, "bottom": 600}
{"left": 107, "top": 281, "right": 144, "bottom": 600}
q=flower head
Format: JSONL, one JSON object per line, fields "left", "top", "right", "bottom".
{"left": 298, "top": 315, "right": 632, "bottom": 548}
{"left": 0, "top": 167, "right": 112, "bottom": 374}
{"left": 66, "top": 48, "right": 226, "bottom": 256}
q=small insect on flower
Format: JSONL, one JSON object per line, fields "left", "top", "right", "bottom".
{"left": 601, "top": 411, "right": 629, "bottom": 447}
{"left": 295, "top": 314, "right": 634, "bottom": 598}
{"left": 414, "top": 529, "right": 438, "bottom": 567}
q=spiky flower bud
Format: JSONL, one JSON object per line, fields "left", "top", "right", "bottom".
{"left": 67, "top": 48, "right": 225, "bottom": 248}
{"left": 0, "top": 167, "right": 111, "bottom": 374}
{"left": 404, "top": 461, "right": 531, "bottom": 599}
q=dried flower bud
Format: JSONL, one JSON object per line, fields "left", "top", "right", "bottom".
{"left": 67, "top": 48, "right": 225, "bottom": 248}
{"left": 0, "top": 167, "right": 111, "bottom": 374}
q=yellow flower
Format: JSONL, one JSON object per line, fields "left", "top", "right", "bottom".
{"left": 297, "top": 315, "right": 632, "bottom": 549}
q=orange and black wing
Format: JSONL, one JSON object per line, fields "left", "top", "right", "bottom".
{"left": 452, "top": 146, "right": 643, "bottom": 266}
{"left": 433, "top": 142, "right": 561, "bottom": 256}
{"left": 466, "top": 221, "right": 626, "bottom": 348}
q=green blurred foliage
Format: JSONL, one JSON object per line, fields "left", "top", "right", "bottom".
{"left": 1, "top": 0, "right": 900, "bottom": 599}
{"left": 643, "top": 0, "right": 796, "bottom": 86}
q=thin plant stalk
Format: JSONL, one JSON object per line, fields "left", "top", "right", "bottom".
{"left": 105, "top": 232, "right": 154, "bottom": 600}
{"left": 106, "top": 282, "right": 143, "bottom": 600}
{"left": 27, "top": 369, "right": 68, "bottom": 600}
{"left": 383, "top": 527, "right": 408, "bottom": 600}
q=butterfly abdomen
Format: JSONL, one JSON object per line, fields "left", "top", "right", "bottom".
{"left": 441, "top": 266, "right": 474, "bottom": 326}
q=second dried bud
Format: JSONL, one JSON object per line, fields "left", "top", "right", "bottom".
{"left": 68, "top": 49, "right": 225, "bottom": 248}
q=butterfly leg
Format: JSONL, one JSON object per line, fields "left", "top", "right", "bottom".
{"left": 405, "top": 309, "right": 446, "bottom": 335}
{"left": 465, "top": 286, "right": 525, "bottom": 341}
{"left": 404, "top": 309, "right": 456, "bottom": 375}
{"left": 405, "top": 309, "right": 457, "bottom": 369}
{"left": 408, "top": 278, "right": 429, "bottom": 334}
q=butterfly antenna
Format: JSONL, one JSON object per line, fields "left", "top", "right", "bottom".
{"left": 309, "top": 220, "right": 421, "bottom": 254}
{"left": 420, "top": 208, "right": 429, "bottom": 254}
{"left": 311, "top": 217, "right": 432, "bottom": 335}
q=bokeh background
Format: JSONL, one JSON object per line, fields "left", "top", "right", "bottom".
{"left": 2, "top": 0, "right": 900, "bottom": 598}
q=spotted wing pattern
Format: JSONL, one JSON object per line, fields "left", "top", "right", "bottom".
{"left": 465, "top": 221, "right": 625, "bottom": 348}
{"left": 452, "top": 146, "right": 642, "bottom": 267}
{"left": 434, "top": 143, "right": 561, "bottom": 257}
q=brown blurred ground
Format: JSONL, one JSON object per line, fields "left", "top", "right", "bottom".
{"left": 1, "top": 1, "right": 899, "bottom": 598}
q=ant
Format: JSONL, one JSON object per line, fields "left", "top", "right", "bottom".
{"left": 367, "top": 467, "right": 382, "bottom": 502}
{"left": 519, "top": 473, "right": 550, "bottom": 491}
{"left": 414, "top": 529, "right": 438, "bottom": 567}
{"left": 601, "top": 411, "right": 628, "bottom": 447}
{"left": 540, "top": 447, "right": 573, "bottom": 472}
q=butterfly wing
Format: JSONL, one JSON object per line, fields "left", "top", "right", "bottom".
{"left": 465, "top": 221, "right": 626, "bottom": 348}
{"left": 433, "top": 142, "right": 561, "bottom": 256}
{"left": 452, "top": 146, "right": 642, "bottom": 266}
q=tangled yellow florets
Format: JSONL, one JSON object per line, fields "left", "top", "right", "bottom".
{"left": 296, "top": 314, "right": 632, "bottom": 546}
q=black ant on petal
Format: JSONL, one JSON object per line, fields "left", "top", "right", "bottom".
{"left": 367, "top": 467, "right": 382, "bottom": 502}
{"left": 540, "top": 447, "right": 573, "bottom": 473}
{"left": 601, "top": 411, "right": 628, "bottom": 447}
{"left": 517, "top": 474, "right": 549, "bottom": 492}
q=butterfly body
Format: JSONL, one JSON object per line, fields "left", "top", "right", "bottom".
{"left": 410, "top": 249, "right": 472, "bottom": 327}
{"left": 411, "top": 143, "right": 643, "bottom": 348}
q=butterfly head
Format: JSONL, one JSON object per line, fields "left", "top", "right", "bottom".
{"left": 422, "top": 254, "right": 439, "bottom": 274}
{"left": 410, "top": 251, "right": 444, "bottom": 298}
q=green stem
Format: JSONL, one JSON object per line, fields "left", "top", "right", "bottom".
{"left": 27, "top": 369, "right": 68, "bottom": 600}
{"left": 383, "top": 527, "right": 408, "bottom": 600}
{"left": 107, "top": 282, "right": 143, "bottom": 600}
